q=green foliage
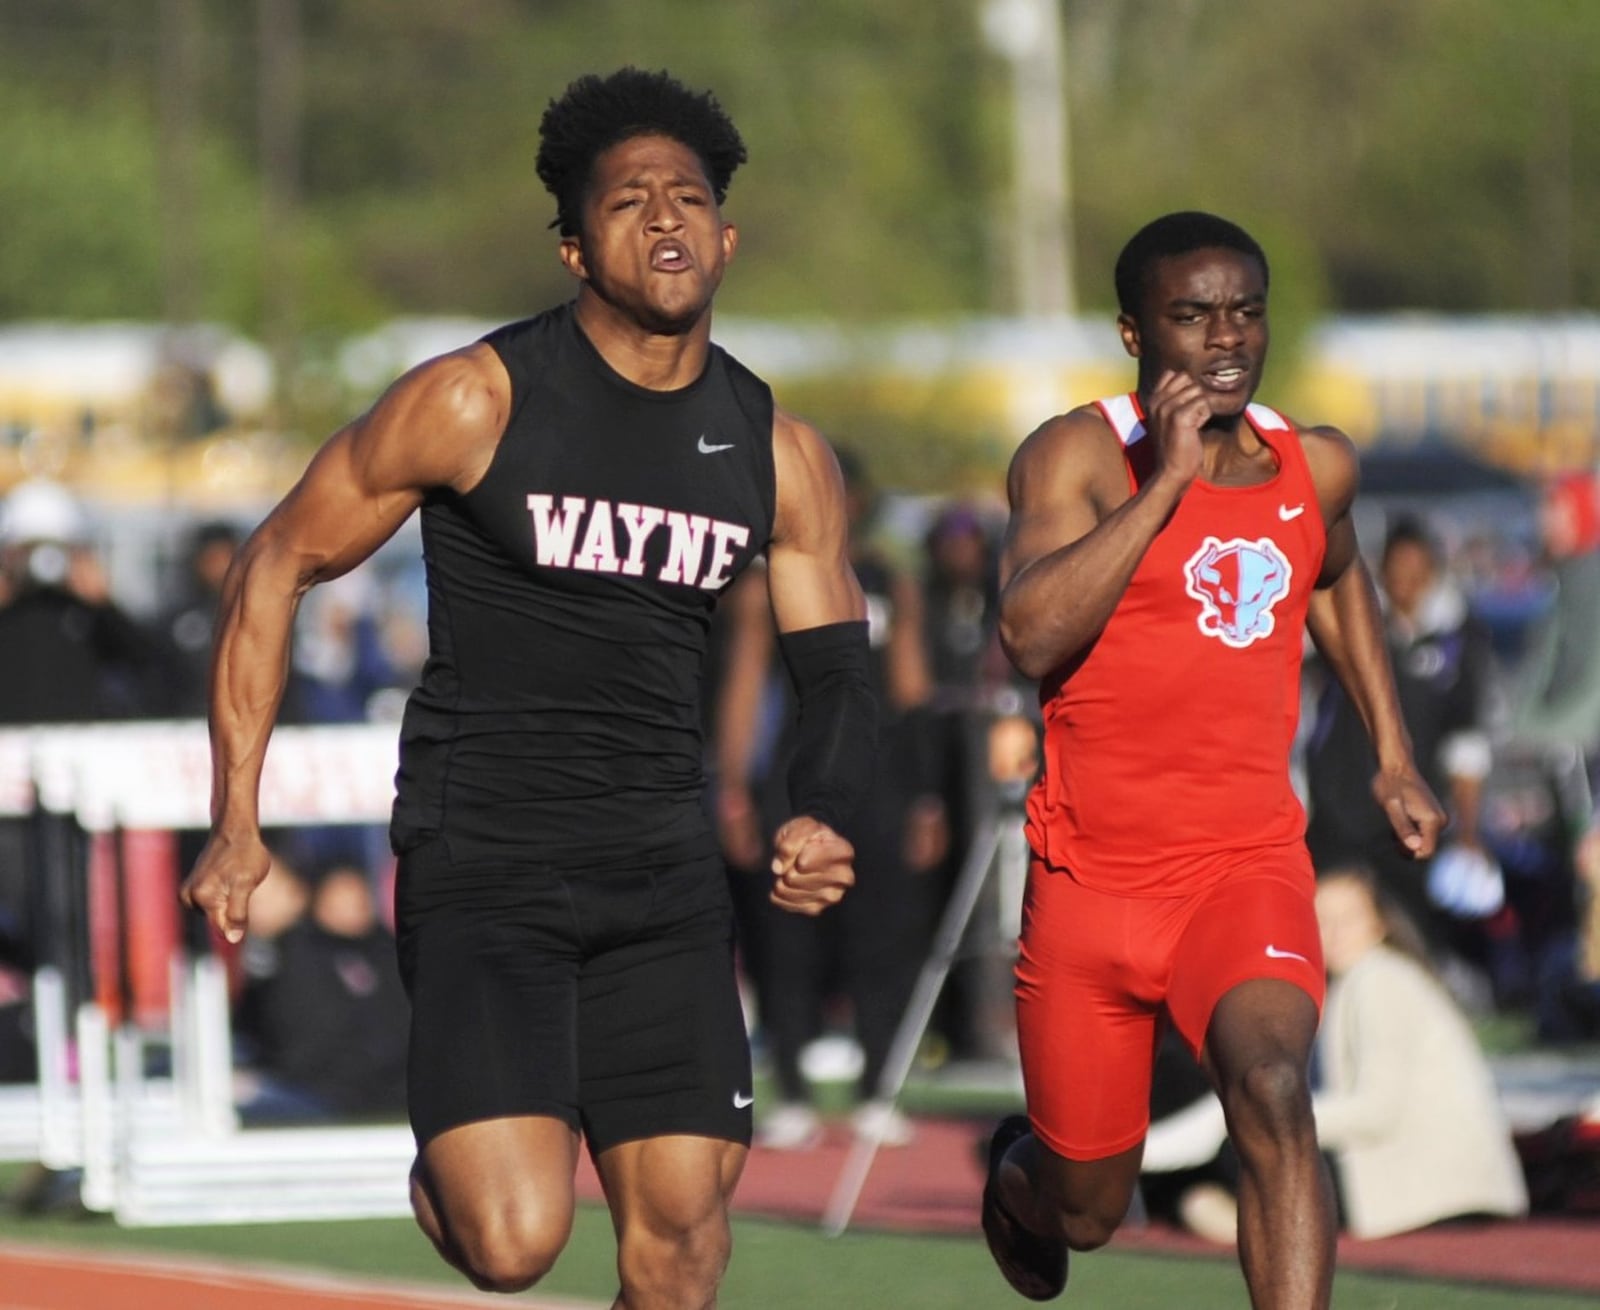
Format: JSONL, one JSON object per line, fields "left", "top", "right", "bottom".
{"left": 779, "top": 372, "right": 1015, "bottom": 496}
{"left": 1063, "top": 0, "right": 1600, "bottom": 313}
{"left": 0, "top": 0, "right": 1597, "bottom": 340}
{"left": 0, "top": 84, "right": 164, "bottom": 320}
{"left": 0, "top": 43, "right": 372, "bottom": 331}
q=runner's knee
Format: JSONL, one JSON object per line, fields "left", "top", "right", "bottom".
{"left": 617, "top": 1207, "right": 732, "bottom": 1303}
{"left": 1223, "top": 1054, "right": 1314, "bottom": 1154}
{"left": 1034, "top": 1156, "right": 1139, "bottom": 1251}
{"left": 434, "top": 1192, "right": 572, "bottom": 1294}
{"left": 1054, "top": 1205, "right": 1122, "bottom": 1252}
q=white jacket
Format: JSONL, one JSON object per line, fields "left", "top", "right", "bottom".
{"left": 1315, "top": 945, "right": 1529, "bottom": 1238}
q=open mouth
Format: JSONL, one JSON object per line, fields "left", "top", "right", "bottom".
{"left": 650, "top": 240, "right": 691, "bottom": 273}
{"left": 1204, "top": 363, "right": 1250, "bottom": 390}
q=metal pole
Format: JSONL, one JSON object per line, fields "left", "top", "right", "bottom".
{"left": 821, "top": 811, "right": 1009, "bottom": 1237}
{"left": 981, "top": 0, "right": 1076, "bottom": 318}
{"left": 158, "top": 0, "right": 202, "bottom": 329}
{"left": 258, "top": 0, "right": 303, "bottom": 434}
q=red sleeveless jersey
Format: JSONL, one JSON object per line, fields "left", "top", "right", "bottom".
{"left": 1023, "top": 394, "right": 1326, "bottom": 896}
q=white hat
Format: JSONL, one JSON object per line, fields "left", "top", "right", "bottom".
{"left": 0, "top": 478, "right": 89, "bottom": 546}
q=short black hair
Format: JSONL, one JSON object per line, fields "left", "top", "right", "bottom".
{"left": 190, "top": 519, "right": 241, "bottom": 553}
{"left": 1382, "top": 512, "right": 1439, "bottom": 563}
{"left": 833, "top": 444, "right": 867, "bottom": 495}
{"left": 536, "top": 67, "right": 748, "bottom": 238}
{"left": 1113, "top": 211, "right": 1269, "bottom": 317}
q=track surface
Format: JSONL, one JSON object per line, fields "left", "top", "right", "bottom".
{"left": 0, "top": 1242, "right": 604, "bottom": 1309}
{"left": 692, "top": 1115, "right": 1600, "bottom": 1296}
{"left": 3, "top": 1112, "right": 1595, "bottom": 1304}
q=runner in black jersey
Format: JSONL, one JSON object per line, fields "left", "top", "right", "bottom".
{"left": 183, "top": 68, "right": 876, "bottom": 1307}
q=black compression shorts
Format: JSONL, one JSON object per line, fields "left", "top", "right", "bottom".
{"left": 395, "top": 842, "right": 753, "bottom": 1155}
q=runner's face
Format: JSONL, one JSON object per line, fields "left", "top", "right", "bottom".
{"left": 561, "top": 134, "right": 737, "bottom": 335}
{"left": 1120, "top": 247, "right": 1268, "bottom": 418}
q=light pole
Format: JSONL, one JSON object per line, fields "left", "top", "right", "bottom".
{"left": 981, "top": 0, "right": 1076, "bottom": 318}
{"left": 158, "top": 0, "right": 201, "bottom": 329}
{"left": 258, "top": 0, "right": 302, "bottom": 435}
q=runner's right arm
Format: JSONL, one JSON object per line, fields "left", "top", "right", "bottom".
{"left": 182, "top": 346, "right": 509, "bottom": 942}
{"left": 998, "top": 373, "right": 1204, "bottom": 680}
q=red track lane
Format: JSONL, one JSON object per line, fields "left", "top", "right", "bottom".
{"left": 712, "top": 1116, "right": 1600, "bottom": 1296}
{"left": 0, "top": 1244, "right": 604, "bottom": 1310}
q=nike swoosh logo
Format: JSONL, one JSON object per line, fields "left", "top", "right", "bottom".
{"left": 1278, "top": 503, "right": 1306, "bottom": 521}
{"left": 698, "top": 435, "right": 735, "bottom": 454}
{"left": 1265, "top": 944, "right": 1310, "bottom": 963}
{"left": 732, "top": 1091, "right": 755, "bottom": 1109}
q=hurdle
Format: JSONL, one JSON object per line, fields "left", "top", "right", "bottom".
{"left": 1, "top": 721, "right": 417, "bottom": 1225}
{"left": 0, "top": 729, "right": 94, "bottom": 1170}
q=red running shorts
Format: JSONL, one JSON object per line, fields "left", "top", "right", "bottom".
{"left": 1014, "top": 848, "right": 1324, "bottom": 1161}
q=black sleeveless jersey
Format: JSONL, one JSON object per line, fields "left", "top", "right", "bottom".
{"left": 391, "top": 303, "right": 777, "bottom": 867}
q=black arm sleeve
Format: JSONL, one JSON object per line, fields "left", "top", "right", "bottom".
{"left": 777, "top": 620, "right": 878, "bottom": 831}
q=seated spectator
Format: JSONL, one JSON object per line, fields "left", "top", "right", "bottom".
{"left": 1142, "top": 865, "right": 1530, "bottom": 1242}
{"left": 1139, "top": 1031, "right": 1243, "bottom": 1245}
{"left": 1535, "top": 821, "right": 1600, "bottom": 1042}
{"left": 1313, "top": 864, "right": 1528, "bottom": 1238}
{"left": 236, "top": 857, "right": 408, "bottom": 1122}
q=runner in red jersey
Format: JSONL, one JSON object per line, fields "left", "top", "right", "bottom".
{"left": 980, "top": 212, "right": 1445, "bottom": 1309}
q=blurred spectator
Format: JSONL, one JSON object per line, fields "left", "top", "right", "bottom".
{"left": 232, "top": 852, "right": 312, "bottom": 1118}
{"left": 921, "top": 503, "right": 1010, "bottom": 1061}
{"left": 0, "top": 479, "right": 175, "bottom": 1047}
{"left": 279, "top": 566, "right": 406, "bottom": 879}
{"left": 1312, "top": 865, "right": 1528, "bottom": 1238}
{"left": 235, "top": 855, "right": 407, "bottom": 1122}
{"left": 924, "top": 502, "right": 999, "bottom": 698}
{"left": 1482, "top": 472, "right": 1600, "bottom": 1028}
{"left": 1305, "top": 514, "right": 1502, "bottom": 985}
{"left": 0, "top": 478, "right": 172, "bottom": 723}
{"left": 1138, "top": 1031, "right": 1243, "bottom": 1246}
{"left": 1534, "top": 819, "right": 1600, "bottom": 1042}
{"left": 281, "top": 566, "right": 402, "bottom": 727}
{"left": 158, "top": 519, "right": 243, "bottom": 717}
{"left": 717, "top": 449, "right": 946, "bottom": 1150}
{"left": 1509, "top": 472, "right": 1600, "bottom": 758}
{"left": 0, "top": 951, "right": 32, "bottom": 1084}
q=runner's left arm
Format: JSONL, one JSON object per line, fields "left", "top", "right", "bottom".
{"left": 762, "top": 407, "right": 873, "bottom": 916}
{"left": 1303, "top": 426, "right": 1445, "bottom": 860}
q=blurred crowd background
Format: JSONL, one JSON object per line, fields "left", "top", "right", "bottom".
{"left": 0, "top": 0, "right": 1598, "bottom": 1238}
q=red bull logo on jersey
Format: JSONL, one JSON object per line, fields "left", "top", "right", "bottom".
{"left": 525, "top": 493, "right": 751, "bottom": 591}
{"left": 1183, "top": 535, "right": 1293, "bottom": 649}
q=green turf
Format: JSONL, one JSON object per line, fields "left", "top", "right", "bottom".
{"left": 1, "top": 1186, "right": 1594, "bottom": 1310}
